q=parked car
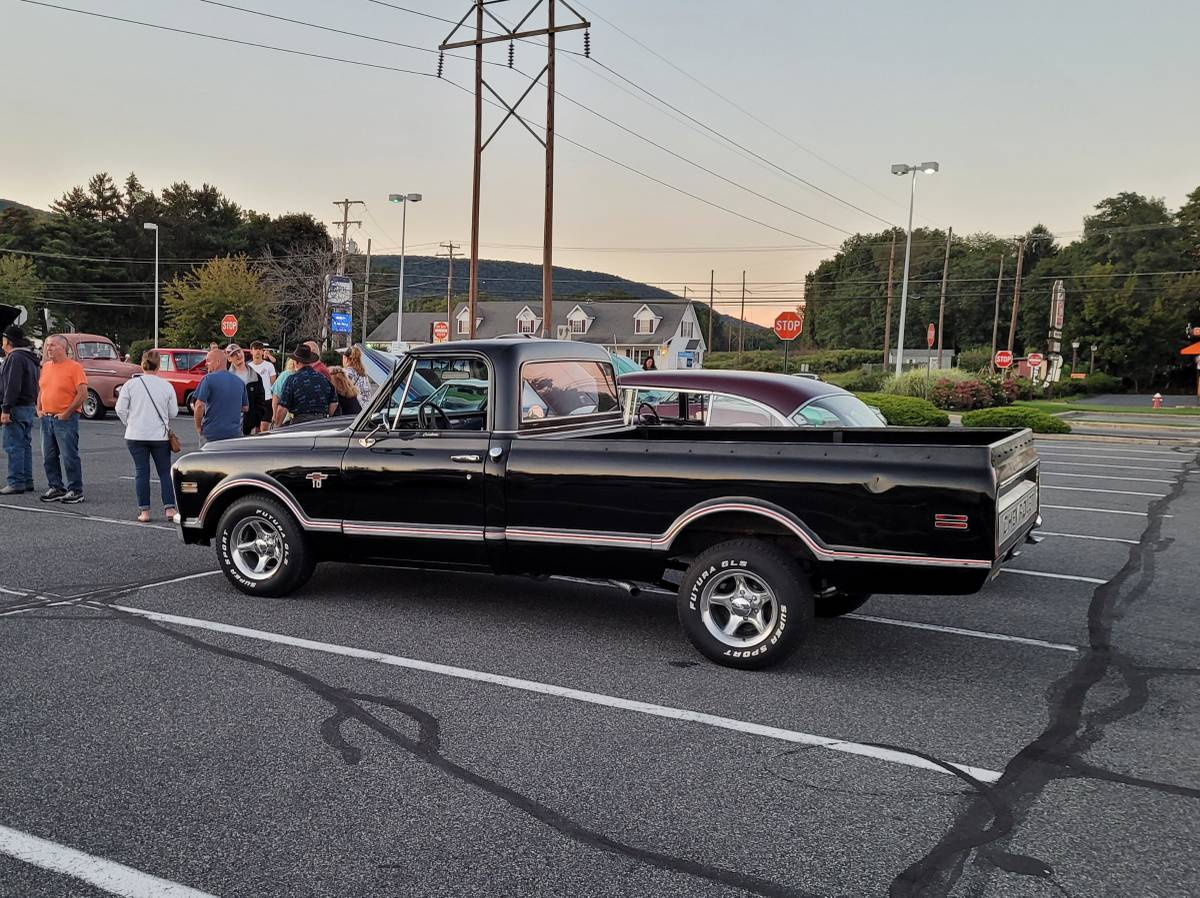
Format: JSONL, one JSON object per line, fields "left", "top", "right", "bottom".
{"left": 173, "top": 338, "right": 1040, "bottom": 670}
{"left": 619, "top": 369, "right": 885, "bottom": 428}
{"left": 152, "top": 347, "right": 210, "bottom": 411}
{"left": 50, "top": 333, "right": 140, "bottom": 420}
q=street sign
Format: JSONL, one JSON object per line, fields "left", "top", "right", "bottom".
{"left": 1048, "top": 339, "right": 1061, "bottom": 353}
{"left": 1051, "top": 280, "right": 1066, "bottom": 330}
{"left": 432, "top": 321, "right": 450, "bottom": 343}
{"left": 221, "top": 314, "right": 238, "bottom": 338}
{"left": 1070, "top": 372, "right": 1087, "bottom": 380}
{"left": 330, "top": 311, "right": 352, "bottom": 334}
{"left": 773, "top": 311, "right": 803, "bottom": 341}
{"left": 994, "top": 350, "right": 1013, "bottom": 369}
{"left": 927, "top": 323, "right": 936, "bottom": 348}
{"left": 1027, "top": 352, "right": 1044, "bottom": 369}
{"left": 326, "top": 275, "right": 353, "bottom": 309}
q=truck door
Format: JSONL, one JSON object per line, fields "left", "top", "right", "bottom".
{"left": 338, "top": 353, "right": 491, "bottom": 568}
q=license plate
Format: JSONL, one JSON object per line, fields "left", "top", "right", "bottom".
{"left": 998, "top": 482, "right": 1038, "bottom": 546}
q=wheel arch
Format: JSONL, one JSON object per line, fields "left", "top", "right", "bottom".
{"left": 198, "top": 476, "right": 321, "bottom": 540}
{"left": 664, "top": 501, "right": 820, "bottom": 569}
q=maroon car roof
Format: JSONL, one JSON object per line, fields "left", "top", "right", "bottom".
{"left": 618, "top": 369, "right": 849, "bottom": 414}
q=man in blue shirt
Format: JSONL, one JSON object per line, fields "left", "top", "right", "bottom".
{"left": 274, "top": 344, "right": 338, "bottom": 426}
{"left": 192, "top": 348, "right": 248, "bottom": 447}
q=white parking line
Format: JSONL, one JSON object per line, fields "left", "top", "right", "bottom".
{"left": 1033, "top": 530, "right": 1138, "bottom": 545}
{"left": 1036, "top": 445, "right": 1193, "bottom": 458}
{"left": 0, "top": 824, "right": 217, "bottom": 898}
{"left": 0, "top": 503, "right": 175, "bottom": 531}
{"left": 1002, "top": 569, "right": 1107, "bottom": 585}
{"left": 99, "top": 602, "right": 1003, "bottom": 783}
{"left": 1041, "top": 472, "right": 1176, "bottom": 485}
{"left": 0, "top": 586, "right": 31, "bottom": 596}
{"left": 844, "top": 614, "right": 1078, "bottom": 653}
{"left": 1038, "top": 452, "right": 1188, "bottom": 466}
{"left": 1041, "top": 504, "right": 1165, "bottom": 518}
{"left": 1041, "top": 461, "right": 1184, "bottom": 473}
{"left": 1041, "top": 485, "right": 1166, "bottom": 498}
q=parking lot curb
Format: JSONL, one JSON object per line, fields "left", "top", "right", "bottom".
{"left": 1034, "top": 432, "right": 1200, "bottom": 448}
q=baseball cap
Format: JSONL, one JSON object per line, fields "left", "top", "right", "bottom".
{"left": 224, "top": 343, "right": 242, "bottom": 354}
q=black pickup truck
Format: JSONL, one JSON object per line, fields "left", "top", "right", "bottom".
{"left": 173, "top": 339, "right": 1040, "bottom": 669}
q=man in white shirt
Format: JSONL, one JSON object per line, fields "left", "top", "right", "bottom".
{"left": 248, "top": 341, "right": 277, "bottom": 432}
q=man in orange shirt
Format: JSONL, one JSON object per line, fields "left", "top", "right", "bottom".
{"left": 37, "top": 335, "right": 88, "bottom": 503}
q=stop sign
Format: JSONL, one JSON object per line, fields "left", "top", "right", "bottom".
{"left": 432, "top": 321, "right": 449, "bottom": 343}
{"left": 773, "top": 311, "right": 803, "bottom": 341}
{"left": 220, "top": 315, "right": 238, "bottom": 338}
{"left": 994, "top": 350, "right": 1013, "bottom": 369}
{"left": 927, "top": 323, "right": 936, "bottom": 348}
{"left": 1027, "top": 352, "right": 1044, "bottom": 369}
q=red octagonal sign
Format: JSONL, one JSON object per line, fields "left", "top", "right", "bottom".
{"left": 994, "top": 350, "right": 1013, "bottom": 369}
{"left": 1027, "top": 352, "right": 1044, "bottom": 369}
{"left": 220, "top": 314, "right": 238, "bottom": 338}
{"left": 773, "top": 311, "right": 803, "bottom": 341}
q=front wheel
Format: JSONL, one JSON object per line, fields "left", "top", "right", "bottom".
{"left": 677, "top": 540, "right": 813, "bottom": 670}
{"left": 81, "top": 389, "right": 106, "bottom": 420}
{"left": 215, "top": 495, "right": 315, "bottom": 597}
{"left": 815, "top": 593, "right": 872, "bottom": 617}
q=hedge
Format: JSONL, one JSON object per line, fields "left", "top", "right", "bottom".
{"left": 705, "top": 349, "right": 879, "bottom": 374}
{"left": 961, "top": 407, "right": 1071, "bottom": 434}
{"left": 855, "top": 393, "right": 950, "bottom": 427}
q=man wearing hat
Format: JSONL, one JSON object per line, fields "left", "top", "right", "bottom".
{"left": 224, "top": 342, "right": 267, "bottom": 436}
{"left": 0, "top": 324, "right": 40, "bottom": 494}
{"left": 273, "top": 344, "right": 337, "bottom": 427}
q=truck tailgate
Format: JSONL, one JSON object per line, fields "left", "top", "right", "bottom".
{"left": 991, "top": 428, "right": 1039, "bottom": 558}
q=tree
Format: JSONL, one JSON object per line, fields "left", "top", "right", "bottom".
{"left": 163, "top": 256, "right": 278, "bottom": 347}
{"left": 0, "top": 255, "right": 43, "bottom": 322}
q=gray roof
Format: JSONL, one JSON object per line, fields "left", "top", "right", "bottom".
{"left": 366, "top": 300, "right": 699, "bottom": 346}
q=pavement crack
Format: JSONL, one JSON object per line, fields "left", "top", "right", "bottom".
{"left": 887, "top": 458, "right": 1197, "bottom": 898}
{"left": 1061, "top": 759, "right": 1200, "bottom": 800}
{"left": 99, "top": 604, "right": 822, "bottom": 898}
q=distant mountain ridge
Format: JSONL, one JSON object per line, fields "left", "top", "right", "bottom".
{"left": 0, "top": 198, "right": 48, "bottom": 217}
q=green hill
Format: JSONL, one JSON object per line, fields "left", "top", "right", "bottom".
{"left": 0, "top": 198, "right": 49, "bottom": 217}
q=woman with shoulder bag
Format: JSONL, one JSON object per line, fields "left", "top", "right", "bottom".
{"left": 114, "top": 350, "right": 179, "bottom": 523}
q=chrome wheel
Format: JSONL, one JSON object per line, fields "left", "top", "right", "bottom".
{"left": 699, "top": 570, "right": 779, "bottom": 649}
{"left": 230, "top": 517, "right": 284, "bottom": 581}
{"left": 81, "top": 391, "right": 99, "bottom": 419}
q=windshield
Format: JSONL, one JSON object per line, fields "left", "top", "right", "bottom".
{"left": 791, "top": 394, "right": 883, "bottom": 428}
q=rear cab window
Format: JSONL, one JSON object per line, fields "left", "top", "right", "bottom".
{"left": 519, "top": 359, "right": 619, "bottom": 429}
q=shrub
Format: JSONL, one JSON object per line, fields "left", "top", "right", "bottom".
{"left": 128, "top": 339, "right": 156, "bottom": 365}
{"left": 824, "top": 368, "right": 885, "bottom": 392}
{"left": 855, "top": 392, "right": 950, "bottom": 427}
{"left": 961, "top": 407, "right": 1071, "bottom": 433}
{"left": 1084, "top": 371, "right": 1122, "bottom": 394}
{"left": 929, "top": 377, "right": 993, "bottom": 410}
{"left": 881, "top": 367, "right": 974, "bottom": 400}
{"left": 704, "top": 349, "right": 879, "bottom": 375}
{"left": 956, "top": 346, "right": 993, "bottom": 372}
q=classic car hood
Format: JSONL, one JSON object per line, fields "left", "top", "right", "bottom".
{"left": 196, "top": 418, "right": 354, "bottom": 452}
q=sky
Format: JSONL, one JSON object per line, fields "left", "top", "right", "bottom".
{"left": 3, "top": 0, "right": 1199, "bottom": 325}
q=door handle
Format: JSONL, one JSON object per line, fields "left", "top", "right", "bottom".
{"left": 450, "top": 454, "right": 481, "bottom": 463}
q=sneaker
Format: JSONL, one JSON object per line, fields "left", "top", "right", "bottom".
{"left": 24, "top": 482, "right": 34, "bottom": 491}
{"left": 0, "top": 485, "right": 26, "bottom": 495}
{"left": 40, "top": 488, "right": 66, "bottom": 502}
{"left": 61, "top": 490, "right": 85, "bottom": 505}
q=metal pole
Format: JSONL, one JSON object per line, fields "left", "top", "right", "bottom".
{"left": 152, "top": 227, "right": 159, "bottom": 348}
{"left": 990, "top": 253, "right": 1004, "bottom": 364}
{"left": 361, "top": 237, "right": 371, "bottom": 344}
{"left": 936, "top": 226, "right": 952, "bottom": 368}
{"left": 468, "top": 1, "right": 483, "bottom": 338}
{"left": 738, "top": 269, "right": 746, "bottom": 363}
{"left": 707, "top": 268, "right": 715, "bottom": 356}
{"left": 1007, "top": 238, "right": 1026, "bottom": 353}
{"left": 446, "top": 244, "right": 454, "bottom": 342}
{"left": 882, "top": 233, "right": 895, "bottom": 367}
{"left": 542, "top": 0, "right": 555, "bottom": 336}
{"left": 396, "top": 199, "right": 407, "bottom": 344}
{"left": 894, "top": 170, "right": 917, "bottom": 376}
{"left": 783, "top": 340, "right": 789, "bottom": 375}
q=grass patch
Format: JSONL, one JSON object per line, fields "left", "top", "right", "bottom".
{"left": 1014, "top": 400, "right": 1200, "bottom": 417}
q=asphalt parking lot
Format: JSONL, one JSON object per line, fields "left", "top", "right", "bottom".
{"left": 2, "top": 420, "right": 1198, "bottom": 898}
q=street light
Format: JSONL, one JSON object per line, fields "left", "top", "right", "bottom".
{"left": 1090, "top": 343, "right": 1098, "bottom": 375}
{"left": 890, "top": 161, "right": 939, "bottom": 375}
{"left": 143, "top": 222, "right": 159, "bottom": 348}
{"left": 387, "top": 192, "right": 423, "bottom": 344}
{"left": 1071, "top": 339, "right": 1080, "bottom": 373}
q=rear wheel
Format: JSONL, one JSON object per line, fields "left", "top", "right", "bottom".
{"left": 81, "top": 389, "right": 106, "bottom": 420}
{"left": 677, "top": 539, "right": 813, "bottom": 670}
{"left": 183, "top": 391, "right": 197, "bottom": 414}
{"left": 815, "top": 593, "right": 872, "bottom": 617}
{"left": 215, "top": 495, "right": 315, "bottom": 597}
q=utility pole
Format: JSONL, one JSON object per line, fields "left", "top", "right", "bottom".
{"left": 707, "top": 269, "right": 715, "bottom": 354}
{"left": 331, "top": 198, "right": 364, "bottom": 275}
{"left": 738, "top": 270, "right": 746, "bottom": 363}
{"left": 1007, "top": 238, "right": 1027, "bottom": 353}
{"left": 438, "top": 241, "right": 460, "bottom": 341}
{"left": 882, "top": 233, "right": 896, "bottom": 367}
{"left": 361, "top": 237, "right": 372, "bottom": 344}
{"left": 936, "top": 226, "right": 952, "bottom": 368}
{"left": 990, "top": 253, "right": 1005, "bottom": 364}
{"left": 440, "top": 1, "right": 590, "bottom": 339}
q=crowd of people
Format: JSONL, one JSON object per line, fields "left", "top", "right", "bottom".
{"left": 0, "top": 325, "right": 375, "bottom": 520}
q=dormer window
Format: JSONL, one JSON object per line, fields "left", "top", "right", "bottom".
{"left": 516, "top": 306, "right": 540, "bottom": 335}
{"left": 456, "top": 307, "right": 480, "bottom": 335}
{"left": 566, "top": 305, "right": 592, "bottom": 336}
{"left": 633, "top": 305, "right": 659, "bottom": 335}
{"left": 569, "top": 318, "right": 586, "bottom": 334}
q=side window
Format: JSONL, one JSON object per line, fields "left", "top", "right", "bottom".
{"left": 158, "top": 353, "right": 174, "bottom": 372}
{"left": 374, "top": 356, "right": 489, "bottom": 431}
{"left": 707, "top": 394, "right": 779, "bottom": 427}
{"left": 520, "top": 360, "right": 619, "bottom": 427}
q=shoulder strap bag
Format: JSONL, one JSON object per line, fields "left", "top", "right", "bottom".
{"left": 139, "top": 376, "right": 182, "bottom": 453}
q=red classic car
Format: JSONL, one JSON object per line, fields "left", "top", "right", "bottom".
{"left": 52, "top": 333, "right": 140, "bottom": 420}
{"left": 151, "top": 347, "right": 209, "bottom": 411}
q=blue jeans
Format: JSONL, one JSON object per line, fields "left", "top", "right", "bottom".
{"left": 41, "top": 413, "right": 82, "bottom": 493}
{"left": 3, "top": 405, "right": 36, "bottom": 488}
{"left": 126, "top": 440, "right": 176, "bottom": 511}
